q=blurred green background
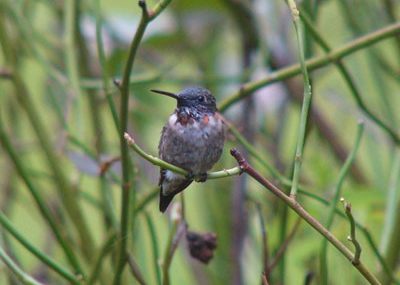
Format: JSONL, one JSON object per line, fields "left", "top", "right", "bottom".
{"left": 0, "top": 0, "right": 399, "bottom": 284}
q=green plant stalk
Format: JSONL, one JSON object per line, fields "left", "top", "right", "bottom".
{"left": 0, "top": 11, "right": 95, "bottom": 261}
{"left": 230, "top": 149, "right": 381, "bottom": 285}
{"left": 144, "top": 212, "right": 162, "bottom": 285}
{"left": 162, "top": 221, "right": 186, "bottom": 285}
{"left": 0, "top": 119, "right": 83, "bottom": 275}
{"left": 219, "top": 23, "right": 400, "bottom": 137}
{"left": 124, "top": 132, "right": 242, "bottom": 180}
{"left": 222, "top": 118, "right": 282, "bottom": 179}
{"left": 133, "top": 189, "right": 159, "bottom": 215}
{"left": 88, "top": 233, "right": 117, "bottom": 285}
{"left": 94, "top": 0, "right": 120, "bottom": 131}
{"left": 114, "top": 6, "right": 148, "bottom": 285}
{"left": 299, "top": 10, "right": 397, "bottom": 149}
{"left": 65, "top": 0, "right": 83, "bottom": 101}
{"left": 76, "top": 0, "right": 118, "bottom": 232}
{"left": 343, "top": 202, "right": 362, "bottom": 264}
{"left": 162, "top": 222, "right": 177, "bottom": 285}
{"left": 320, "top": 122, "right": 364, "bottom": 285}
{"left": 298, "top": 190, "right": 396, "bottom": 283}
{"left": 380, "top": 151, "right": 400, "bottom": 252}
{"left": 286, "top": 1, "right": 313, "bottom": 198}
{"left": 0, "top": 246, "right": 43, "bottom": 285}
{"left": 381, "top": 180, "right": 400, "bottom": 284}
{"left": 114, "top": 1, "right": 172, "bottom": 283}
{"left": 127, "top": 254, "right": 147, "bottom": 285}
{"left": 0, "top": 212, "right": 80, "bottom": 284}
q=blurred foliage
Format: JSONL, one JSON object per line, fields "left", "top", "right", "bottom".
{"left": 0, "top": 0, "right": 399, "bottom": 284}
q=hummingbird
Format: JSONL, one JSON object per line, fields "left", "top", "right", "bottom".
{"left": 151, "top": 87, "right": 225, "bottom": 213}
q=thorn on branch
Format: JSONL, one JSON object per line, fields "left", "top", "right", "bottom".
{"left": 341, "top": 198, "right": 362, "bottom": 265}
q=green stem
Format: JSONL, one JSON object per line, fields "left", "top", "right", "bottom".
{"left": 0, "top": 118, "right": 83, "bottom": 276}
{"left": 162, "top": 221, "right": 186, "bottom": 285}
{"left": 286, "top": 0, "right": 313, "bottom": 198}
{"left": 320, "top": 122, "right": 364, "bottom": 285}
{"left": 342, "top": 201, "right": 362, "bottom": 264}
{"left": 94, "top": 0, "right": 120, "bottom": 131}
{"left": 380, "top": 151, "right": 400, "bottom": 251}
{"left": 0, "top": 246, "right": 44, "bottom": 285}
{"left": 144, "top": 212, "right": 162, "bottom": 285}
{"left": 299, "top": 9, "right": 397, "bottom": 151}
{"left": 0, "top": 212, "right": 80, "bottom": 284}
{"left": 114, "top": 4, "right": 148, "bottom": 284}
{"left": 88, "top": 233, "right": 117, "bottom": 285}
{"left": 0, "top": 9, "right": 95, "bottom": 261}
{"left": 219, "top": 22, "right": 400, "bottom": 142}
{"left": 114, "top": 1, "right": 172, "bottom": 284}
{"left": 381, "top": 184, "right": 400, "bottom": 284}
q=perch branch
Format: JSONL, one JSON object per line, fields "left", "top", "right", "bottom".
{"left": 124, "top": 132, "right": 242, "bottom": 180}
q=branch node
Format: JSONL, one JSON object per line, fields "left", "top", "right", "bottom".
{"left": 230, "top": 148, "right": 247, "bottom": 172}
{"left": 138, "top": 0, "right": 146, "bottom": 8}
{"left": 124, "top": 132, "right": 135, "bottom": 144}
{"left": 113, "top": 78, "right": 121, "bottom": 88}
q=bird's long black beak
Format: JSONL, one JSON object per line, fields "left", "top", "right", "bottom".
{"left": 150, "top": 89, "right": 179, "bottom": 100}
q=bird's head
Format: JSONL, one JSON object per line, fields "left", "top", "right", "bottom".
{"left": 151, "top": 87, "right": 217, "bottom": 113}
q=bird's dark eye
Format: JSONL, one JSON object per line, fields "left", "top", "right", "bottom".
{"left": 197, "top": 96, "right": 205, "bottom": 102}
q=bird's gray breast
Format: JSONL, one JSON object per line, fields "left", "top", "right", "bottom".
{"left": 158, "top": 113, "right": 225, "bottom": 174}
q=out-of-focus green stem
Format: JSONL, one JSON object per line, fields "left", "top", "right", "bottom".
{"left": 0, "top": 212, "right": 80, "bottom": 284}
{"left": 299, "top": 10, "right": 398, "bottom": 150}
{"left": 285, "top": 0, "right": 313, "bottom": 198}
{"left": 219, "top": 22, "right": 400, "bottom": 143}
{"left": 320, "top": 122, "right": 364, "bottom": 285}
{"left": 0, "top": 246, "right": 43, "bottom": 285}
{"left": 144, "top": 212, "right": 162, "bottom": 285}
{"left": 162, "top": 221, "right": 186, "bottom": 285}
{"left": 88, "top": 233, "right": 117, "bottom": 285}
{"left": 114, "top": 1, "right": 172, "bottom": 284}
{"left": 65, "top": 0, "right": 83, "bottom": 100}
{"left": 0, "top": 118, "right": 83, "bottom": 276}
{"left": 94, "top": 0, "right": 119, "bottom": 131}
{"left": 381, "top": 181, "right": 400, "bottom": 284}
{"left": 114, "top": 4, "right": 149, "bottom": 284}
{"left": 0, "top": 8, "right": 95, "bottom": 261}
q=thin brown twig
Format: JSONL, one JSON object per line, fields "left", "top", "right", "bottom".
{"left": 230, "top": 148, "right": 381, "bottom": 285}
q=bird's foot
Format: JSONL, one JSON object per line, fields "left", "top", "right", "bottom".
{"left": 187, "top": 172, "right": 195, "bottom": 180}
{"left": 195, "top": 173, "right": 208, "bottom": 183}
